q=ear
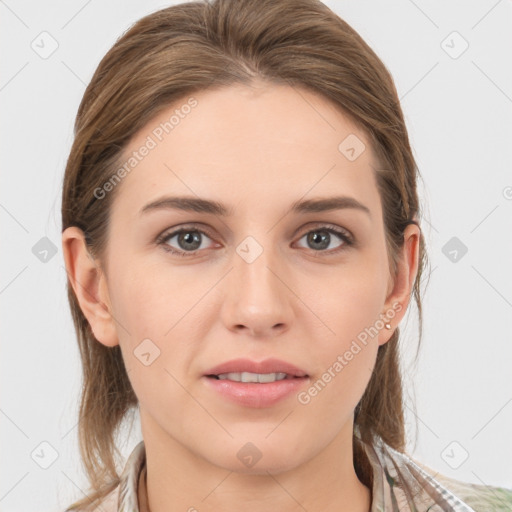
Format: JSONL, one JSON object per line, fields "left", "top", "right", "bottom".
{"left": 378, "top": 221, "right": 421, "bottom": 346}
{"left": 62, "top": 226, "right": 119, "bottom": 347}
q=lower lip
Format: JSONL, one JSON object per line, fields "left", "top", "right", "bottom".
{"left": 203, "top": 376, "right": 309, "bottom": 408}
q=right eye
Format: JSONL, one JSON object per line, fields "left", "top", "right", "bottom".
{"left": 156, "top": 227, "right": 217, "bottom": 257}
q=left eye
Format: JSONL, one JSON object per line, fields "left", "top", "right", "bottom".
{"left": 296, "top": 228, "right": 351, "bottom": 252}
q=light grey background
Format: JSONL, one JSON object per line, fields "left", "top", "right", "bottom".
{"left": 1, "top": 0, "right": 511, "bottom": 510}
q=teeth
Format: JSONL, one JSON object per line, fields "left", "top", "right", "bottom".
{"left": 217, "top": 372, "right": 288, "bottom": 383}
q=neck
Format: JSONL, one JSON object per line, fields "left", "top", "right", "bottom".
{"left": 139, "top": 414, "right": 372, "bottom": 512}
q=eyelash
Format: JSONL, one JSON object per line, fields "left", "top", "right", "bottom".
{"left": 156, "top": 224, "right": 354, "bottom": 258}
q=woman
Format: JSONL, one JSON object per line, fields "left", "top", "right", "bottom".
{"left": 60, "top": 0, "right": 512, "bottom": 510}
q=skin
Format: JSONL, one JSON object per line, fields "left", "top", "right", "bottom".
{"left": 63, "top": 80, "right": 420, "bottom": 512}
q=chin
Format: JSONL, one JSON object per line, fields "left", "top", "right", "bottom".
{"left": 207, "top": 442, "right": 305, "bottom": 476}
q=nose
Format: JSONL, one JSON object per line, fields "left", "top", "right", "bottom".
{"left": 220, "top": 241, "right": 294, "bottom": 338}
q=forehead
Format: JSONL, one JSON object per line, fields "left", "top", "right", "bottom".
{"left": 110, "top": 82, "right": 381, "bottom": 220}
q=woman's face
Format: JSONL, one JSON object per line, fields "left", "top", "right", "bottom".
{"left": 75, "top": 81, "right": 416, "bottom": 474}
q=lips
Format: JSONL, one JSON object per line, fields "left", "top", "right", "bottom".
{"left": 202, "top": 357, "right": 310, "bottom": 408}
{"left": 204, "top": 357, "right": 309, "bottom": 379}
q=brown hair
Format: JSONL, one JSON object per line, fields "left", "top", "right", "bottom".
{"left": 61, "top": 0, "right": 429, "bottom": 509}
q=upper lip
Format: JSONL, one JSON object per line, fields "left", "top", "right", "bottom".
{"left": 204, "top": 358, "right": 308, "bottom": 377}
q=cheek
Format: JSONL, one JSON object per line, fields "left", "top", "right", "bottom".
{"left": 106, "top": 256, "right": 211, "bottom": 385}
{"left": 107, "top": 266, "right": 196, "bottom": 410}
{"left": 304, "top": 250, "right": 388, "bottom": 394}
{"left": 299, "top": 276, "right": 382, "bottom": 423}
{"left": 313, "top": 257, "right": 388, "bottom": 340}
{"left": 107, "top": 253, "right": 201, "bottom": 338}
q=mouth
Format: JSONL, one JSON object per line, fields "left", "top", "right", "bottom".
{"left": 206, "top": 372, "right": 307, "bottom": 383}
{"left": 203, "top": 357, "right": 309, "bottom": 381}
{"left": 202, "top": 358, "right": 310, "bottom": 408}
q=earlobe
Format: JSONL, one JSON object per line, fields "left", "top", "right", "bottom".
{"left": 378, "top": 222, "right": 421, "bottom": 346}
{"left": 61, "top": 227, "right": 119, "bottom": 347}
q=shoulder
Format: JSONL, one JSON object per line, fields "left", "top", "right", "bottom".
{"left": 362, "top": 431, "right": 512, "bottom": 512}
{"left": 65, "top": 441, "right": 145, "bottom": 512}
{"left": 93, "top": 486, "right": 119, "bottom": 512}
{"left": 63, "top": 484, "right": 119, "bottom": 512}
{"left": 415, "top": 462, "right": 512, "bottom": 512}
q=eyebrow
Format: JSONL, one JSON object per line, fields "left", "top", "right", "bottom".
{"left": 139, "top": 195, "right": 371, "bottom": 218}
